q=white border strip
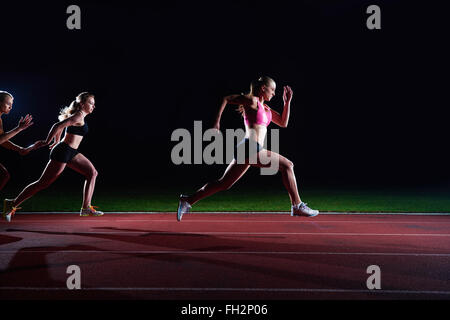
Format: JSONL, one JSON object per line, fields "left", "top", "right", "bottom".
{"left": 0, "top": 250, "right": 449, "bottom": 257}
{"left": 1, "top": 287, "right": 450, "bottom": 295}
{"left": 3, "top": 231, "right": 450, "bottom": 236}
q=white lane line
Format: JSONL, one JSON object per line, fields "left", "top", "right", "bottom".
{"left": 4, "top": 230, "right": 449, "bottom": 237}
{"left": 1, "top": 287, "right": 450, "bottom": 295}
{"left": 7, "top": 219, "right": 450, "bottom": 224}
{"left": 0, "top": 250, "right": 449, "bottom": 257}
{"left": 13, "top": 212, "right": 450, "bottom": 215}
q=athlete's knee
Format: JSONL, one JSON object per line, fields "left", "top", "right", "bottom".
{"left": 288, "top": 160, "right": 294, "bottom": 170}
{"left": 280, "top": 159, "right": 294, "bottom": 171}
{"left": 85, "top": 167, "right": 98, "bottom": 179}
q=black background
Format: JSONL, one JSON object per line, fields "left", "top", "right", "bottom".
{"left": 1, "top": 0, "right": 449, "bottom": 191}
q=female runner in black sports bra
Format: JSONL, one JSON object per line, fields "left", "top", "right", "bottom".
{"left": 3, "top": 92, "right": 103, "bottom": 222}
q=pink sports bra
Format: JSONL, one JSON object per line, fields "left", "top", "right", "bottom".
{"left": 243, "top": 100, "right": 272, "bottom": 127}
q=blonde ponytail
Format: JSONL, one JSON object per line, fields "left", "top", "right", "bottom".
{"left": 237, "top": 76, "right": 274, "bottom": 116}
{"left": 58, "top": 92, "right": 94, "bottom": 121}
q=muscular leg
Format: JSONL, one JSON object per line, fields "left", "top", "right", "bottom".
{"left": 67, "top": 153, "right": 98, "bottom": 209}
{"left": 186, "top": 160, "right": 250, "bottom": 206}
{"left": 0, "top": 163, "right": 10, "bottom": 191}
{"left": 13, "top": 160, "right": 66, "bottom": 207}
{"left": 253, "top": 150, "right": 302, "bottom": 206}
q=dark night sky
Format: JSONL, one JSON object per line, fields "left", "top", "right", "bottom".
{"left": 1, "top": 0, "right": 449, "bottom": 189}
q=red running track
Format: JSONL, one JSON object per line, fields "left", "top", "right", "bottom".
{"left": 0, "top": 213, "right": 450, "bottom": 300}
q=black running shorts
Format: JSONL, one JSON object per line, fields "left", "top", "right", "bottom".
{"left": 49, "top": 142, "right": 79, "bottom": 163}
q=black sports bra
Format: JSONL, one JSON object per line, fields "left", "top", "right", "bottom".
{"left": 66, "top": 122, "right": 88, "bottom": 136}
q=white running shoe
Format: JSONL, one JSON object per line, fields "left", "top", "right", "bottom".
{"left": 177, "top": 195, "right": 191, "bottom": 221}
{"left": 80, "top": 205, "right": 104, "bottom": 217}
{"left": 3, "top": 199, "right": 20, "bottom": 222}
{"left": 291, "top": 202, "right": 319, "bottom": 217}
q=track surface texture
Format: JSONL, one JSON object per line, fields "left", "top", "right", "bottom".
{"left": 1, "top": 213, "right": 449, "bottom": 300}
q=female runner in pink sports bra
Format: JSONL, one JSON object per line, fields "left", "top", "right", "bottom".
{"left": 177, "top": 76, "right": 319, "bottom": 220}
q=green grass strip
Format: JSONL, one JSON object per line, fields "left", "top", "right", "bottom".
{"left": 5, "top": 185, "right": 450, "bottom": 213}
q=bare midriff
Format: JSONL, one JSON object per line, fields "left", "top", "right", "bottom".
{"left": 244, "top": 123, "right": 267, "bottom": 147}
{"left": 62, "top": 133, "right": 83, "bottom": 149}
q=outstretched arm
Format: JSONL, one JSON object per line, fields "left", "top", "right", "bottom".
{"left": 19, "top": 140, "right": 48, "bottom": 156}
{"left": 0, "top": 114, "right": 34, "bottom": 149}
{"left": 47, "top": 129, "right": 63, "bottom": 149}
{"left": 45, "top": 112, "right": 82, "bottom": 147}
{"left": 213, "top": 94, "right": 256, "bottom": 130}
{"left": 271, "top": 86, "right": 293, "bottom": 128}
